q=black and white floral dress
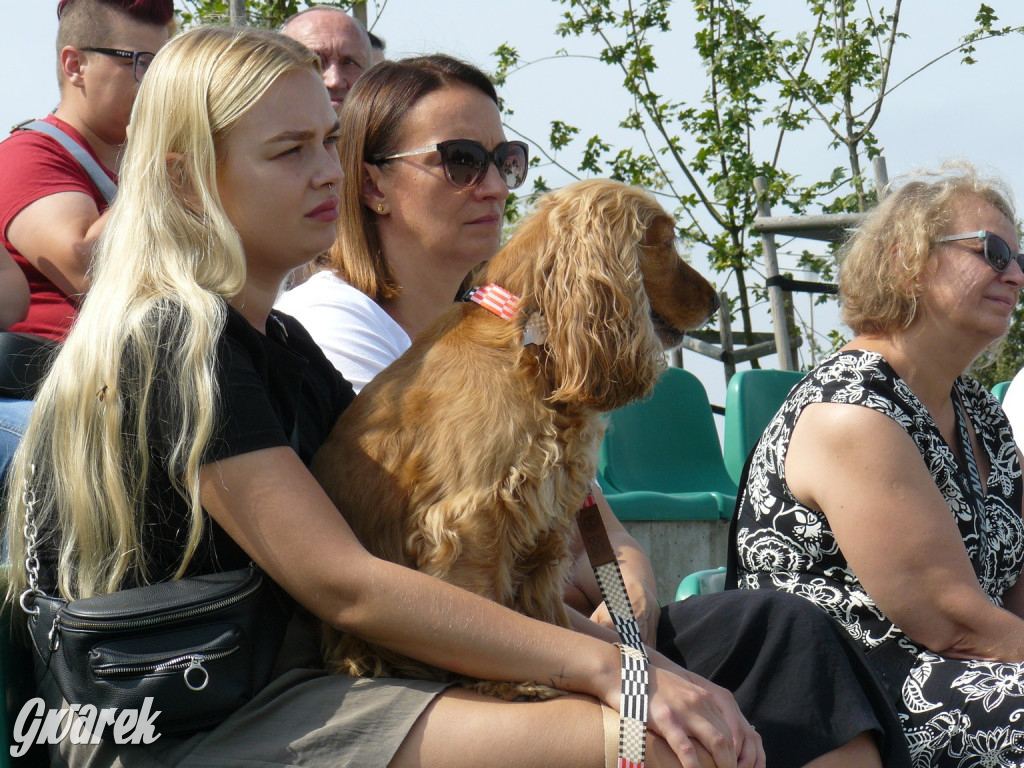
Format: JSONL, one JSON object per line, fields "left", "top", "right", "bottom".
{"left": 733, "top": 349, "right": 1024, "bottom": 768}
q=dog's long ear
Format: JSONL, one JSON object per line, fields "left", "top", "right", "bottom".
{"left": 519, "top": 182, "right": 664, "bottom": 410}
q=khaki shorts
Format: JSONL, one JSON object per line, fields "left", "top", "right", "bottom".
{"left": 51, "top": 669, "right": 447, "bottom": 768}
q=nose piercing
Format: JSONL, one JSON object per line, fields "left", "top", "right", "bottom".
{"left": 327, "top": 182, "right": 335, "bottom": 190}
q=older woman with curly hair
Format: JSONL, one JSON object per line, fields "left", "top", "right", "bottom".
{"left": 731, "top": 163, "right": 1024, "bottom": 767}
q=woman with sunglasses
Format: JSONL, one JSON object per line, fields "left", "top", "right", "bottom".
{"left": 276, "top": 54, "right": 526, "bottom": 394}
{"left": 731, "top": 163, "right": 1024, "bottom": 767}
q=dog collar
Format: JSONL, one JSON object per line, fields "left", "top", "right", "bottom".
{"left": 463, "top": 284, "right": 548, "bottom": 346}
{"left": 464, "top": 283, "right": 520, "bottom": 320}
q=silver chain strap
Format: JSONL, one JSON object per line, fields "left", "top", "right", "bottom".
{"left": 19, "top": 463, "right": 44, "bottom": 616}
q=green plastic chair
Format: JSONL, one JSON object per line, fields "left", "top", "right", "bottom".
{"left": 722, "top": 369, "right": 805, "bottom": 486}
{"left": 598, "top": 367, "right": 737, "bottom": 521}
{"left": 675, "top": 567, "right": 727, "bottom": 600}
{"left": 991, "top": 380, "right": 1011, "bottom": 403}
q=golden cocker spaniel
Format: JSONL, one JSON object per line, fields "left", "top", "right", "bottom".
{"left": 311, "top": 179, "right": 719, "bottom": 698}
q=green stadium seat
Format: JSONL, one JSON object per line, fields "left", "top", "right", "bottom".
{"left": 675, "top": 567, "right": 727, "bottom": 600}
{"left": 722, "top": 369, "right": 805, "bottom": 486}
{"left": 599, "top": 368, "right": 737, "bottom": 521}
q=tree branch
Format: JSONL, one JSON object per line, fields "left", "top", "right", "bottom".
{"left": 604, "top": 0, "right": 728, "bottom": 228}
{"left": 875, "top": 27, "right": 1024, "bottom": 103}
{"left": 853, "top": 0, "right": 901, "bottom": 139}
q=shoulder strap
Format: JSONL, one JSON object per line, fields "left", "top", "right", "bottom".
{"left": 15, "top": 120, "right": 118, "bottom": 204}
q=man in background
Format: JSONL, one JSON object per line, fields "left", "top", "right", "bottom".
{"left": 281, "top": 6, "right": 372, "bottom": 113}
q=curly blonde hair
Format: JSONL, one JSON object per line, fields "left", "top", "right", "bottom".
{"left": 839, "top": 162, "right": 1016, "bottom": 336}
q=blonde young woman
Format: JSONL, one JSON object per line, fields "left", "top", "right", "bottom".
{"left": 732, "top": 165, "right": 1024, "bottom": 767}
{"left": 5, "top": 25, "right": 765, "bottom": 768}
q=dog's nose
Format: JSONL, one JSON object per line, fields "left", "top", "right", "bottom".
{"left": 710, "top": 291, "right": 721, "bottom": 315}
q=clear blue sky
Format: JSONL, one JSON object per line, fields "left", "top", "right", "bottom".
{"left": 3, "top": 1, "right": 1023, "bottom": 408}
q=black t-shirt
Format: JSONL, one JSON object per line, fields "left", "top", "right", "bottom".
{"left": 39, "top": 304, "right": 354, "bottom": 590}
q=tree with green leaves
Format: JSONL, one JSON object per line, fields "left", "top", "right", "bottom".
{"left": 492, "top": 0, "right": 1022, "bottom": 375}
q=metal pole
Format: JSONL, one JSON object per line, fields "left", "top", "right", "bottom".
{"left": 229, "top": 0, "right": 247, "bottom": 26}
{"left": 753, "top": 176, "right": 797, "bottom": 371}
{"left": 873, "top": 155, "right": 889, "bottom": 201}
{"left": 351, "top": 1, "right": 367, "bottom": 26}
{"left": 717, "top": 290, "right": 735, "bottom": 382}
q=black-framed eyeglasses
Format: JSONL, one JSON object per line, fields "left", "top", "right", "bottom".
{"left": 80, "top": 47, "right": 155, "bottom": 83}
{"left": 935, "top": 230, "right": 1024, "bottom": 273}
{"left": 373, "top": 139, "right": 529, "bottom": 190}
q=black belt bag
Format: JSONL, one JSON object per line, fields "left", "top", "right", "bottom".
{"left": 23, "top": 565, "right": 292, "bottom": 736}
{"left": 0, "top": 331, "right": 60, "bottom": 399}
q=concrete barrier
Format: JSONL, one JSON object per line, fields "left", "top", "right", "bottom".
{"left": 622, "top": 519, "right": 731, "bottom": 605}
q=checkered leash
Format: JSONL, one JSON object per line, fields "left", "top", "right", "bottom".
{"left": 578, "top": 491, "right": 650, "bottom": 768}
{"left": 465, "top": 284, "right": 649, "bottom": 767}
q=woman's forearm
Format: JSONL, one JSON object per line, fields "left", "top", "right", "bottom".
{"left": 339, "top": 551, "right": 623, "bottom": 701}
{"left": 202, "top": 447, "right": 621, "bottom": 701}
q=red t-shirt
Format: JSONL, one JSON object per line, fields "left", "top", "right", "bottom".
{"left": 0, "top": 115, "right": 116, "bottom": 341}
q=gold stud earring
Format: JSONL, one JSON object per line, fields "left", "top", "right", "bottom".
{"left": 376, "top": 203, "right": 385, "bottom": 214}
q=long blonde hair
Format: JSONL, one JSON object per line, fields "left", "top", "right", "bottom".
{"left": 6, "top": 25, "right": 318, "bottom": 600}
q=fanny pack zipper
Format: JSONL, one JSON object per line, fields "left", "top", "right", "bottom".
{"left": 93, "top": 648, "right": 238, "bottom": 692}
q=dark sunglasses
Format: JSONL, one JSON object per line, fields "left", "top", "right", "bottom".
{"left": 935, "top": 230, "right": 1024, "bottom": 273}
{"left": 80, "top": 46, "right": 155, "bottom": 83}
{"left": 373, "top": 139, "right": 529, "bottom": 190}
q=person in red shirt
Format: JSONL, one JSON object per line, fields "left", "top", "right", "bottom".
{"left": 0, "top": 0, "right": 173, "bottom": 342}
{"left": 0, "top": 0, "right": 172, "bottom": 488}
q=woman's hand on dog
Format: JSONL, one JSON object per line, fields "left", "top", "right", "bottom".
{"left": 647, "top": 656, "right": 765, "bottom": 768}
{"left": 568, "top": 603, "right": 761, "bottom": 767}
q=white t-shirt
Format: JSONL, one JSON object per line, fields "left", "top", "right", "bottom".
{"left": 274, "top": 271, "right": 410, "bottom": 394}
{"left": 1001, "top": 368, "right": 1024, "bottom": 451}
